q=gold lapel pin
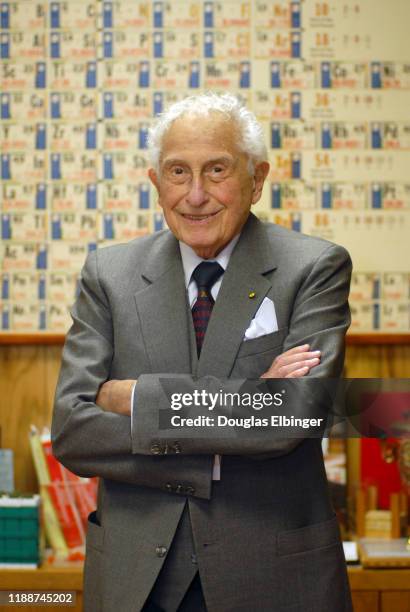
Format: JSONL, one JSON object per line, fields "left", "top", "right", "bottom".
{"left": 248, "top": 291, "right": 256, "bottom": 299}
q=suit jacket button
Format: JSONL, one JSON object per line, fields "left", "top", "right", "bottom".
{"left": 173, "top": 442, "right": 181, "bottom": 454}
{"left": 175, "top": 484, "right": 183, "bottom": 493}
{"left": 151, "top": 444, "right": 162, "bottom": 455}
{"left": 165, "top": 483, "right": 172, "bottom": 492}
{"left": 186, "top": 486, "right": 195, "bottom": 495}
{"left": 156, "top": 546, "right": 167, "bottom": 558}
{"left": 191, "top": 553, "right": 197, "bottom": 565}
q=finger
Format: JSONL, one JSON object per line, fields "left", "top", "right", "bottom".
{"left": 285, "top": 366, "right": 310, "bottom": 378}
{"left": 279, "top": 357, "right": 320, "bottom": 376}
{"left": 264, "top": 353, "right": 319, "bottom": 376}
{"left": 261, "top": 357, "right": 319, "bottom": 378}
{"left": 281, "top": 344, "right": 310, "bottom": 356}
{"left": 276, "top": 351, "right": 321, "bottom": 368}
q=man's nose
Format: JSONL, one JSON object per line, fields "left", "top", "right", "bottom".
{"left": 185, "top": 177, "right": 209, "bottom": 207}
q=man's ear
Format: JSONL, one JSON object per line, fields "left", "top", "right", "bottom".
{"left": 148, "top": 168, "right": 160, "bottom": 193}
{"left": 148, "top": 168, "right": 163, "bottom": 209}
{"left": 251, "top": 161, "right": 270, "bottom": 205}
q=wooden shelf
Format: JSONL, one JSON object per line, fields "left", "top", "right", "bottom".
{"left": 1, "top": 333, "right": 409, "bottom": 346}
{"left": 5, "top": 563, "right": 410, "bottom": 589}
{"left": 0, "top": 334, "right": 64, "bottom": 345}
{"left": 346, "top": 334, "right": 410, "bottom": 345}
{"left": 1, "top": 564, "right": 410, "bottom": 612}
{"left": 348, "top": 566, "right": 410, "bottom": 590}
{"left": 0, "top": 564, "right": 82, "bottom": 590}
{"left": 348, "top": 566, "right": 410, "bottom": 612}
{"left": 0, "top": 565, "right": 83, "bottom": 611}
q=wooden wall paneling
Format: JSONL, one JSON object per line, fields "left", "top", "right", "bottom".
{"left": 0, "top": 346, "right": 62, "bottom": 493}
{"left": 381, "top": 592, "right": 410, "bottom": 612}
{"left": 44, "top": 346, "right": 63, "bottom": 416}
{"left": 345, "top": 345, "right": 410, "bottom": 378}
{"left": 351, "top": 591, "right": 379, "bottom": 612}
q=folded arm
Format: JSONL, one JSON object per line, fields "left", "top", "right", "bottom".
{"left": 94, "top": 243, "right": 352, "bottom": 458}
{"left": 52, "top": 243, "right": 351, "bottom": 479}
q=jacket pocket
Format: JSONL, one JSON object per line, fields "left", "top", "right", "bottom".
{"left": 86, "top": 510, "right": 104, "bottom": 552}
{"left": 232, "top": 327, "right": 288, "bottom": 378}
{"left": 277, "top": 515, "right": 341, "bottom": 556}
{"left": 237, "top": 326, "right": 288, "bottom": 359}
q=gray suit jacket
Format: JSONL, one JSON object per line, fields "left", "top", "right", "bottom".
{"left": 52, "top": 214, "right": 353, "bottom": 612}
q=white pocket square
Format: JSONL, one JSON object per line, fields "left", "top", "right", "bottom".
{"left": 244, "top": 297, "right": 278, "bottom": 341}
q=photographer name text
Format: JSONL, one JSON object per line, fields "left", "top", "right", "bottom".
{"left": 169, "top": 415, "right": 324, "bottom": 429}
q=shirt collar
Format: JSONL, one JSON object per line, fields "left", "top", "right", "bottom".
{"left": 179, "top": 234, "right": 240, "bottom": 289}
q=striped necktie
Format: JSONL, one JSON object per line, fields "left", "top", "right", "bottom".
{"left": 191, "top": 261, "right": 224, "bottom": 355}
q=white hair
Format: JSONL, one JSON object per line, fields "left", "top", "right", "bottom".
{"left": 147, "top": 92, "right": 268, "bottom": 175}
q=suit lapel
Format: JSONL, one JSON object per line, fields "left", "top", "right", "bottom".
{"left": 134, "top": 233, "right": 193, "bottom": 374}
{"left": 197, "top": 214, "right": 277, "bottom": 378}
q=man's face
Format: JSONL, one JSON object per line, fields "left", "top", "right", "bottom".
{"left": 148, "top": 113, "right": 269, "bottom": 259}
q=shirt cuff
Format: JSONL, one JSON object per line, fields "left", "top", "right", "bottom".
{"left": 130, "top": 381, "right": 137, "bottom": 432}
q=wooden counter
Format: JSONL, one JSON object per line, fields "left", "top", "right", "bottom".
{"left": 0, "top": 565, "right": 83, "bottom": 611}
{"left": 1, "top": 564, "right": 410, "bottom": 611}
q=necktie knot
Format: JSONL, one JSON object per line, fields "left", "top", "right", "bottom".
{"left": 192, "top": 261, "right": 224, "bottom": 296}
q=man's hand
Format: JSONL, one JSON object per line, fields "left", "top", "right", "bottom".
{"left": 96, "top": 379, "right": 136, "bottom": 416}
{"left": 260, "top": 344, "right": 321, "bottom": 378}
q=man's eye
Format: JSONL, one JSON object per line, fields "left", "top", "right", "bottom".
{"left": 211, "top": 166, "right": 224, "bottom": 173}
{"left": 172, "top": 167, "right": 184, "bottom": 175}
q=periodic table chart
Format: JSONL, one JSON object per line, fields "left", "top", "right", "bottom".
{"left": 0, "top": 0, "right": 409, "bottom": 334}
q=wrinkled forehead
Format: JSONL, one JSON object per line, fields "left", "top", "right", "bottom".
{"left": 160, "top": 112, "right": 242, "bottom": 163}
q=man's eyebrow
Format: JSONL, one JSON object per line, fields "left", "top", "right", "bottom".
{"left": 162, "top": 158, "right": 187, "bottom": 167}
{"left": 162, "top": 156, "right": 235, "bottom": 167}
{"left": 204, "top": 156, "right": 235, "bottom": 165}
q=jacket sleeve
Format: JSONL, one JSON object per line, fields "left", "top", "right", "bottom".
{"left": 282, "top": 243, "right": 352, "bottom": 377}
{"left": 51, "top": 250, "right": 214, "bottom": 500}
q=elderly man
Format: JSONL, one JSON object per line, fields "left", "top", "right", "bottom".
{"left": 52, "top": 93, "right": 353, "bottom": 612}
